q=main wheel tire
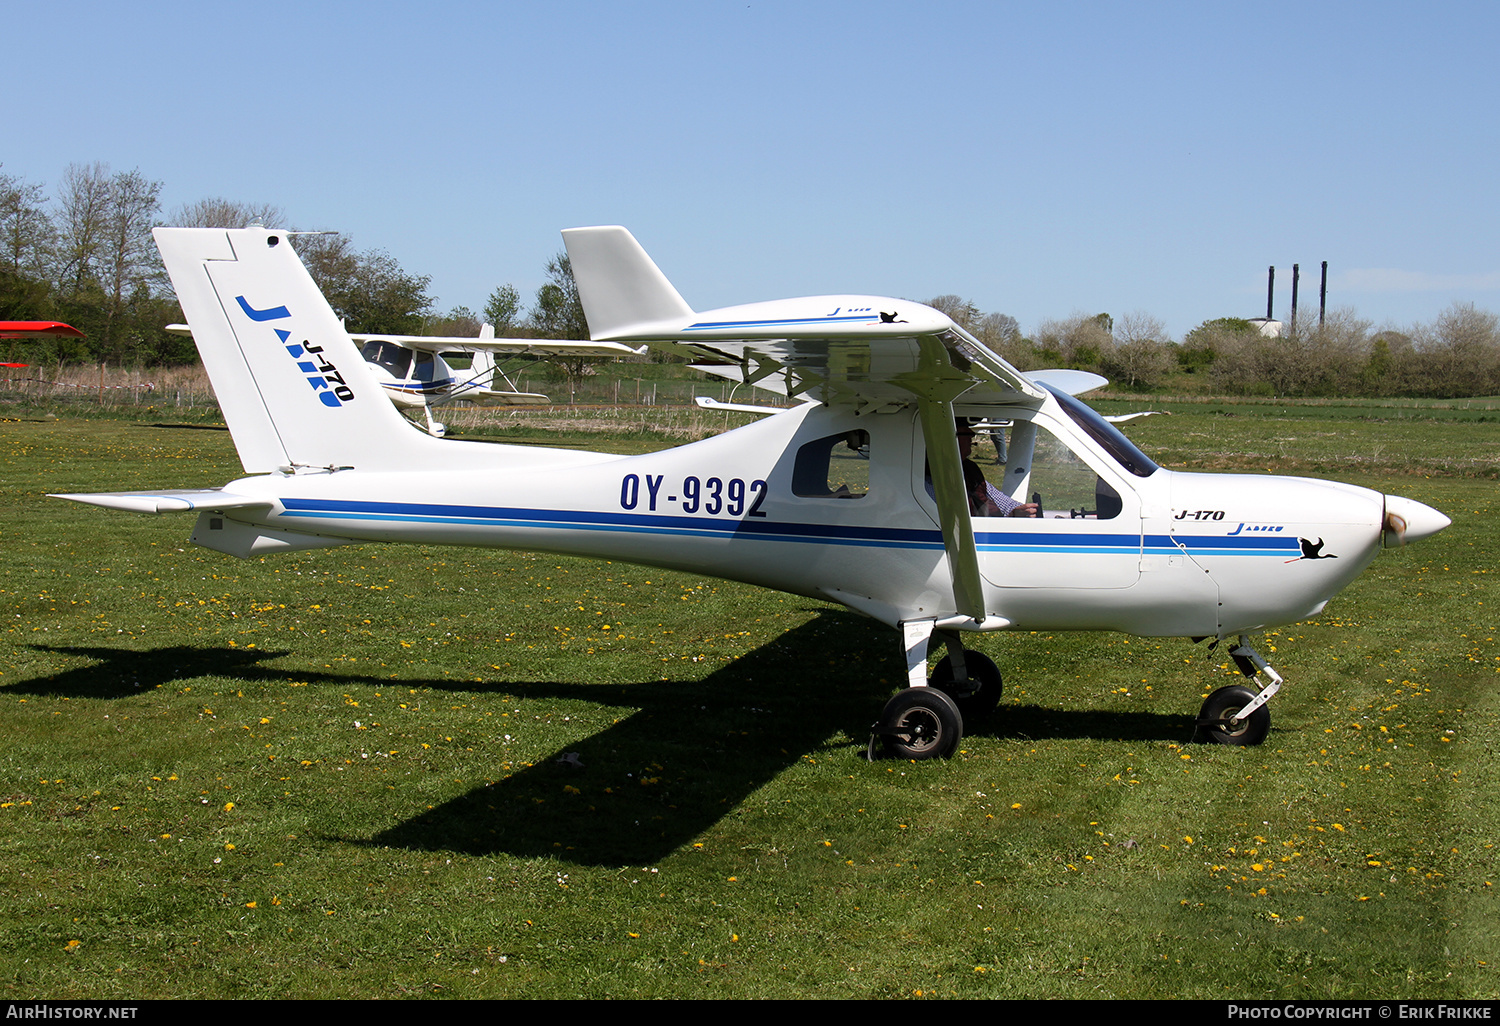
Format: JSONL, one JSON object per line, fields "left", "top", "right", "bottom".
{"left": 878, "top": 687, "right": 963, "bottom": 760}
{"left": 1198, "top": 684, "right": 1270, "bottom": 746}
{"left": 931, "top": 651, "right": 1003, "bottom": 720}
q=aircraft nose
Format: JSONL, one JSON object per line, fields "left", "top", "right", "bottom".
{"left": 1383, "top": 494, "right": 1451, "bottom": 547}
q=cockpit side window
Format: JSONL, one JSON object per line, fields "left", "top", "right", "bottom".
{"left": 360, "top": 341, "right": 412, "bottom": 378}
{"left": 963, "top": 417, "right": 1123, "bottom": 520}
{"left": 792, "top": 430, "right": 870, "bottom": 499}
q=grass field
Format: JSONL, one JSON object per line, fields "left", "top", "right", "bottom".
{"left": 0, "top": 396, "right": 1495, "bottom": 999}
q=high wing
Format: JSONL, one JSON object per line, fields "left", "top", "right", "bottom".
{"left": 344, "top": 332, "right": 643, "bottom": 359}
{"left": 169, "top": 321, "right": 645, "bottom": 418}
{"left": 563, "top": 226, "right": 1044, "bottom": 413}
{"left": 0, "top": 321, "right": 86, "bottom": 341}
{"left": 563, "top": 225, "right": 1049, "bottom": 623}
{"left": 169, "top": 323, "right": 640, "bottom": 359}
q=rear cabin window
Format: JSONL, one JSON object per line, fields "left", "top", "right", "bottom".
{"left": 792, "top": 431, "right": 870, "bottom": 499}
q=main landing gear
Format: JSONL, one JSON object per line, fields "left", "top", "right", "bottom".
{"left": 870, "top": 621, "right": 1003, "bottom": 760}
{"left": 1195, "top": 635, "right": 1283, "bottom": 747}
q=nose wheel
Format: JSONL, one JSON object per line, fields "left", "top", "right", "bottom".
{"left": 1197, "top": 684, "right": 1271, "bottom": 746}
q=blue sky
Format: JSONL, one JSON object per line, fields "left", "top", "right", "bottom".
{"left": 7, "top": 0, "right": 1498, "bottom": 338}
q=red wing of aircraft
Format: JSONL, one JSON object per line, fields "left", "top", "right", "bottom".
{"left": 0, "top": 322, "right": 86, "bottom": 341}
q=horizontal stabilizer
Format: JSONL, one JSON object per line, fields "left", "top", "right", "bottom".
{"left": 49, "top": 489, "right": 270, "bottom": 515}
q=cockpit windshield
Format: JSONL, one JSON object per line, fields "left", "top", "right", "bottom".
{"left": 1040, "top": 383, "right": 1159, "bottom": 478}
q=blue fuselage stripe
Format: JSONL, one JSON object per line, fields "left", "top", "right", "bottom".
{"left": 685, "top": 315, "right": 880, "bottom": 331}
{"left": 274, "top": 498, "right": 1302, "bottom": 557}
{"left": 379, "top": 379, "right": 454, "bottom": 396}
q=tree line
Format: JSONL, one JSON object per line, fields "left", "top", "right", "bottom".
{"left": 5, "top": 164, "right": 1498, "bottom": 398}
{"left": 0, "top": 164, "right": 587, "bottom": 371}
{"left": 929, "top": 295, "right": 1500, "bottom": 398}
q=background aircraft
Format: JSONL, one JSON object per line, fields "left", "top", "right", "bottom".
{"left": 348, "top": 327, "right": 644, "bottom": 435}
{"left": 55, "top": 226, "right": 1449, "bottom": 762}
{"left": 0, "top": 321, "right": 84, "bottom": 341}
{"left": 170, "top": 321, "right": 641, "bottom": 435}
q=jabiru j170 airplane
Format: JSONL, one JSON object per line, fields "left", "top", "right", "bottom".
{"left": 51, "top": 226, "right": 1450, "bottom": 760}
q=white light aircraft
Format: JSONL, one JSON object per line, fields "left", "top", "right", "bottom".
{"left": 170, "top": 321, "right": 641, "bottom": 437}
{"left": 54, "top": 226, "right": 1450, "bottom": 759}
{"left": 349, "top": 327, "right": 643, "bottom": 436}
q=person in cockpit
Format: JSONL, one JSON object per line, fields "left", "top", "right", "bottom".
{"left": 956, "top": 420, "right": 1036, "bottom": 518}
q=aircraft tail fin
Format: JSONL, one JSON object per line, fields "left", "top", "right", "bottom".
{"left": 561, "top": 226, "right": 694, "bottom": 339}
{"left": 155, "top": 227, "right": 445, "bottom": 474}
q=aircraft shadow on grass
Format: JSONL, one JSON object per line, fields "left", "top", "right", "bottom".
{"left": 143, "top": 423, "right": 230, "bottom": 432}
{"left": 20, "top": 612, "right": 1195, "bottom": 867}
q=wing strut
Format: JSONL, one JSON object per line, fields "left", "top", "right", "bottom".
{"left": 895, "top": 337, "right": 986, "bottom": 623}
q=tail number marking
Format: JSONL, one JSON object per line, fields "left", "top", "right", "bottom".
{"left": 621, "top": 474, "right": 768, "bottom": 518}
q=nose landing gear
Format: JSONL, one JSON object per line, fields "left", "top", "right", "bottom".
{"left": 1196, "top": 636, "right": 1282, "bottom": 746}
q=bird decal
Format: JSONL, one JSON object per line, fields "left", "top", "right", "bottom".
{"left": 1299, "top": 537, "right": 1337, "bottom": 560}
